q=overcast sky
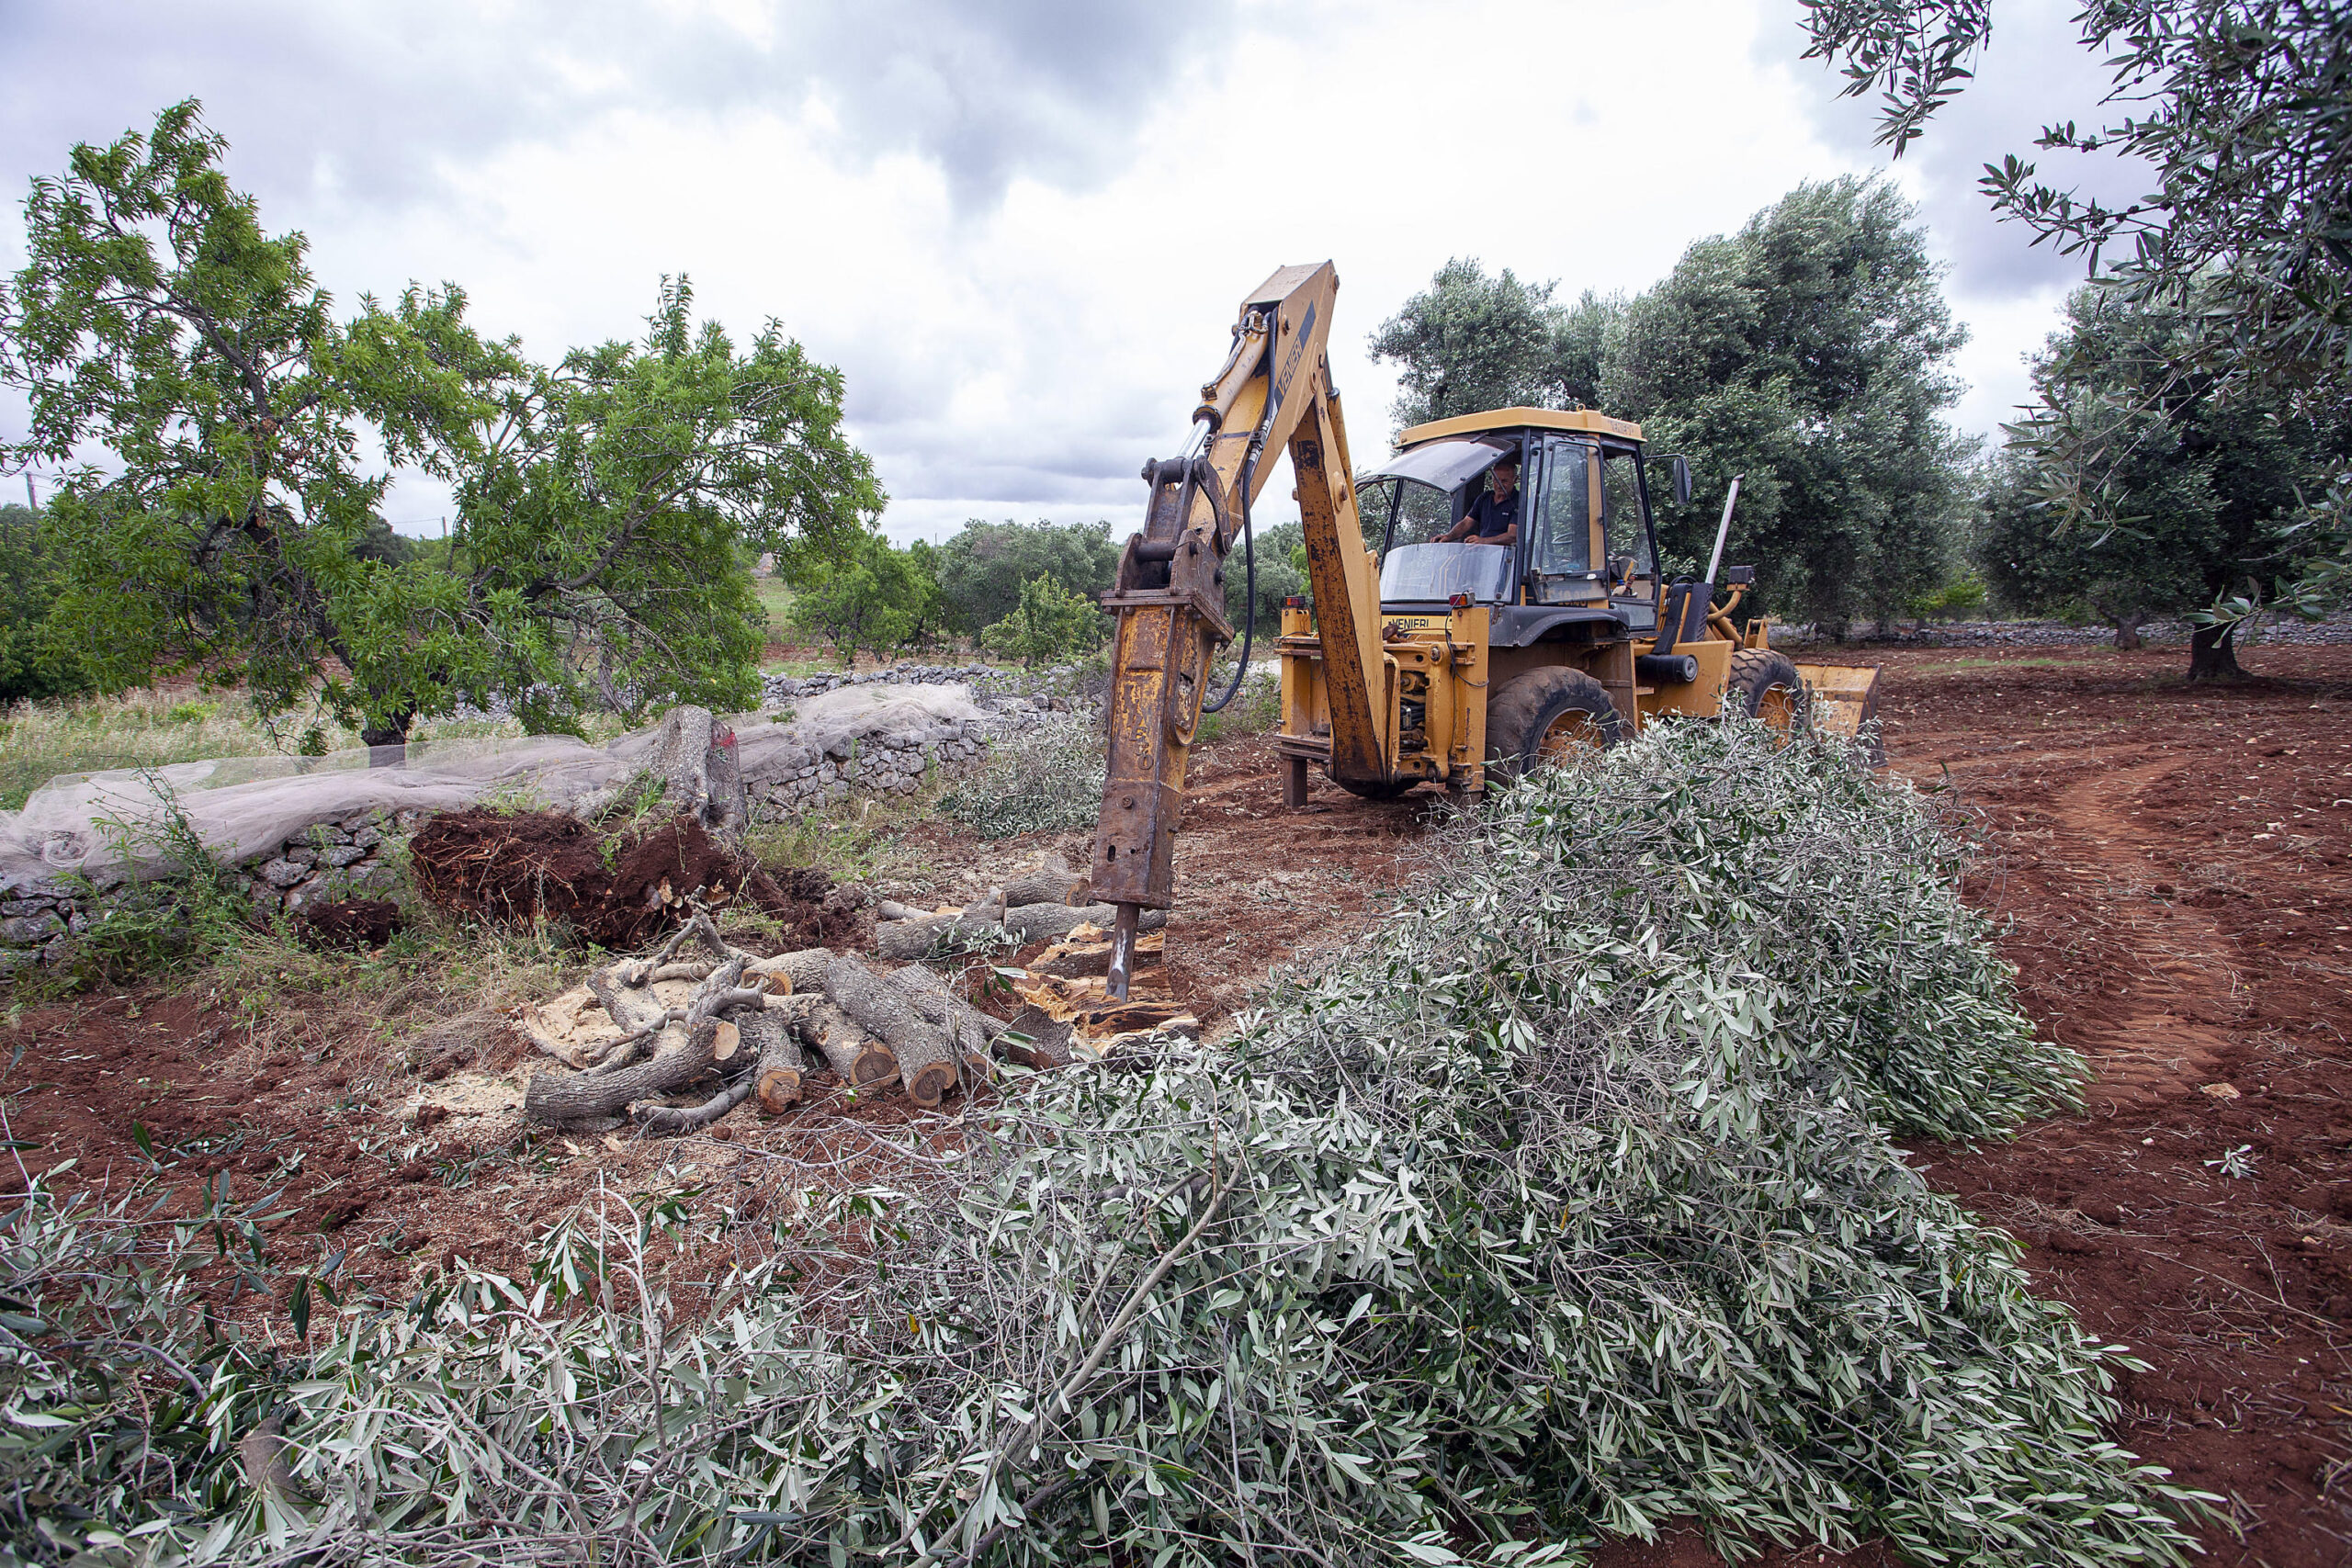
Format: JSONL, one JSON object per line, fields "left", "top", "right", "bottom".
{"left": 1, "top": 0, "right": 2143, "bottom": 542}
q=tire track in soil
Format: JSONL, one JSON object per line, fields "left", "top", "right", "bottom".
{"left": 2033, "top": 754, "right": 2242, "bottom": 1106}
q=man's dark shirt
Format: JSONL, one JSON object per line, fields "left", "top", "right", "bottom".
{"left": 1463, "top": 485, "right": 1520, "bottom": 539}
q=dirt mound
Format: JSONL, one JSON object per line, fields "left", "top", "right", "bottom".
{"left": 409, "top": 809, "right": 861, "bottom": 951}
{"left": 295, "top": 897, "right": 404, "bottom": 950}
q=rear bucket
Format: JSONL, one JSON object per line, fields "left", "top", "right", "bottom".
{"left": 1792, "top": 662, "right": 1885, "bottom": 765}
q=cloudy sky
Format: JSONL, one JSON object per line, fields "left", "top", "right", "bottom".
{"left": 0, "top": 0, "right": 2141, "bottom": 541}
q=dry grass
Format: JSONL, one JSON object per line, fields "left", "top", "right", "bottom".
{"left": 0, "top": 685, "right": 624, "bottom": 811}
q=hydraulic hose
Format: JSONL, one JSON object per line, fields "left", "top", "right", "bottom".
{"left": 1200, "top": 449, "right": 1261, "bottom": 714}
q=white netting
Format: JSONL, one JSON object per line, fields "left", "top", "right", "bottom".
{"left": 0, "top": 682, "right": 990, "bottom": 889}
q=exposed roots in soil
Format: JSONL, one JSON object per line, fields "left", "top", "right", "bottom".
{"left": 406, "top": 809, "right": 866, "bottom": 950}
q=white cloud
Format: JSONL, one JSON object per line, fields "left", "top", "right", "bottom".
{"left": 3, "top": 0, "right": 2137, "bottom": 539}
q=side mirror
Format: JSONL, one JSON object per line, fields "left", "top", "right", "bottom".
{"left": 1668, "top": 455, "right": 1692, "bottom": 507}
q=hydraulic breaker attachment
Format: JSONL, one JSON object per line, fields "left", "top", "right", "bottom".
{"left": 1085, "top": 263, "right": 1375, "bottom": 1000}
{"left": 1091, "top": 457, "right": 1235, "bottom": 997}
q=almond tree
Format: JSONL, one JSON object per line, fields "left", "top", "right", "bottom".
{"left": 0, "top": 101, "right": 881, "bottom": 749}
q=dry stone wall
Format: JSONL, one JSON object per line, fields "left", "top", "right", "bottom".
{"left": 2, "top": 668, "right": 1075, "bottom": 978}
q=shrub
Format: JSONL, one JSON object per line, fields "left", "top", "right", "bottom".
{"left": 936, "top": 709, "right": 1105, "bottom": 840}
{"left": 978, "top": 574, "right": 1104, "bottom": 666}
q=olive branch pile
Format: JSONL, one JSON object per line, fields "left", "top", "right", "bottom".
{"left": 4, "top": 721, "right": 2207, "bottom": 1567}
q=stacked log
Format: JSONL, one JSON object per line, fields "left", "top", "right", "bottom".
{"left": 519, "top": 849, "right": 1197, "bottom": 1137}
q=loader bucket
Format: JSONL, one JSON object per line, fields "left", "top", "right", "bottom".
{"left": 1792, "top": 662, "right": 1885, "bottom": 765}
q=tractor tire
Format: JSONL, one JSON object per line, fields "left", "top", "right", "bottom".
{"left": 1485, "top": 668, "right": 1623, "bottom": 784}
{"left": 1335, "top": 776, "right": 1416, "bottom": 801}
{"left": 1726, "top": 649, "right": 1804, "bottom": 734}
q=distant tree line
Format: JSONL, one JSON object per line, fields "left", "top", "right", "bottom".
{"left": 776, "top": 513, "right": 1303, "bottom": 669}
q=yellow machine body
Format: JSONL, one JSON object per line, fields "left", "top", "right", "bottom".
{"left": 1087, "top": 266, "right": 1883, "bottom": 992}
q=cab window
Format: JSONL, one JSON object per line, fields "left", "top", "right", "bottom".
{"left": 1600, "top": 447, "right": 1655, "bottom": 585}
{"left": 1529, "top": 438, "right": 1605, "bottom": 604}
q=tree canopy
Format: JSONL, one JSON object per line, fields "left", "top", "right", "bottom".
{"left": 786, "top": 529, "right": 943, "bottom": 667}
{"left": 1605, "top": 178, "right": 1976, "bottom": 629}
{"left": 933, "top": 518, "right": 1119, "bottom": 636}
{"left": 1979, "top": 281, "right": 2349, "bottom": 667}
{"left": 1368, "top": 261, "right": 1613, "bottom": 428}
{"left": 1801, "top": 0, "right": 2352, "bottom": 617}
{"left": 0, "top": 101, "right": 881, "bottom": 743}
{"left": 0, "top": 503, "right": 91, "bottom": 705}
{"left": 1374, "top": 183, "right": 1976, "bottom": 629}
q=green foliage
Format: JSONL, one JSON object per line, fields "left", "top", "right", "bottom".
{"left": 786, "top": 528, "right": 939, "bottom": 666}
{"left": 938, "top": 710, "right": 1105, "bottom": 839}
{"left": 0, "top": 503, "right": 92, "bottom": 704}
{"left": 1604, "top": 177, "right": 1976, "bottom": 627}
{"left": 0, "top": 102, "right": 880, "bottom": 744}
{"left": 53, "top": 771, "right": 258, "bottom": 987}
{"left": 1980, "top": 283, "right": 2350, "bottom": 644}
{"left": 1368, "top": 258, "right": 1618, "bottom": 427}
{"left": 1370, "top": 184, "right": 1974, "bottom": 629}
{"left": 1800, "top": 0, "right": 2352, "bottom": 616}
{"left": 1905, "top": 568, "right": 1988, "bottom": 621}
{"left": 934, "top": 517, "right": 1120, "bottom": 636}
{"left": 1220, "top": 519, "right": 1305, "bottom": 638}
{"left": 1193, "top": 662, "right": 1281, "bottom": 745}
{"left": 0, "top": 724, "right": 2205, "bottom": 1567}
{"left": 978, "top": 573, "right": 1104, "bottom": 666}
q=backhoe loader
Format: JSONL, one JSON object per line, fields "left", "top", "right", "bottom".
{"left": 1086, "top": 262, "right": 1882, "bottom": 997}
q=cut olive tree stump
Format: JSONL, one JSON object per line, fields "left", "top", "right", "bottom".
{"left": 794, "top": 998, "right": 899, "bottom": 1092}
{"left": 825, "top": 955, "right": 963, "bottom": 1110}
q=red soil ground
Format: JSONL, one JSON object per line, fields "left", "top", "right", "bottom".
{"left": 6, "top": 643, "right": 2349, "bottom": 1562}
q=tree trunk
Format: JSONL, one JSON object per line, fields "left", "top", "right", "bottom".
{"left": 745, "top": 948, "right": 834, "bottom": 994}
{"left": 1002, "top": 858, "right": 1080, "bottom": 909}
{"left": 526, "top": 957, "right": 746, "bottom": 1123}
{"left": 1002, "top": 902, "right": 1167, "bottom": 946}
{"left": 2188, "top": 622, "right": 2245, "bottom": 682}
{"left": 2111, "top": 611, "right": 2147, "bottom": 651}
{"left": 361, "top": 711, "right": 413, "bottom": 770}
{"left": 745, "top": 1012, "right": 806, "bottom": 1113}
{"left": 635, "top": 1073, "right": 757, "bottom": 1135}
{"left": 888, "top": 963, "right": 1006, "bottom": 1041}
{"left": 889, "top": 964, "right": 1001, "bottom": 1089}
{"left": 824, "top": 955, "right": 961, "bottom": 1108}
{"left": 875, "top": 903, "right": 1005, "bottom": 962}
{"left": 794, "top": 999, "right": 899, "bottom": 1090}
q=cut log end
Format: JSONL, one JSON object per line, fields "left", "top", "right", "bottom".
{"left": 756, "top": 1064, "right": 803, "bottom": 1114}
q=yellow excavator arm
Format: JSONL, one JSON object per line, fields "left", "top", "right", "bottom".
{"left": 1086, "top": 263, "right": 1385, "bottom": 998}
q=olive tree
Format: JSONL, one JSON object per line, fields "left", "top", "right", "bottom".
{"left": 1603, "top": 178, "right": 1977, "bottom": 630}
{"left": 1801, "top": 0, "right": 2352, "bottom": 625}
{"left": 1979, "top": 282, "right": 2348, "bottom": 671}
{"left": 0, "top": 102, "right": 881, "bottom": 748}
{"left": 1367, "top": 259, "right": 1617, "bottom": 428}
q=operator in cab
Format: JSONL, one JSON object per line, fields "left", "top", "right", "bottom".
{"left": 1438, "top": 456, "right": 1520, "bottom": 547}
